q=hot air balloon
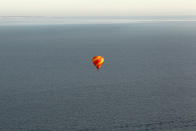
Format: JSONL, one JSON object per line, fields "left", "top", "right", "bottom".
{"left": 92, "top": 56, "right": 104, "bottom": 70}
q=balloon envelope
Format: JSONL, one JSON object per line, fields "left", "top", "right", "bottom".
{"left": 92, "top": 56, "right": 104, "bottom": 69}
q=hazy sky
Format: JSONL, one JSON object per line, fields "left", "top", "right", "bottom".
{"left": 0, "top": 0, "right": 196, "bottom": 16}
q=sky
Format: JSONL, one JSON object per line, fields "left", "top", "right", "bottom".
{"left": 0, "top": 0, "right": 196, "bottom": 16}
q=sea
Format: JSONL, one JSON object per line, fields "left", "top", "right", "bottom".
{"left": 0, "top": 17, "right": 196, "bottom": 131}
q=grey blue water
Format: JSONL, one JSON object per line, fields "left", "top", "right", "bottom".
{"left": 1, "top": 20, "right": 196, "bottom": 131}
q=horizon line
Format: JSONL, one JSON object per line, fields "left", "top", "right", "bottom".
{"left": 1, "top": 15, "right": 196, "bottom": 17}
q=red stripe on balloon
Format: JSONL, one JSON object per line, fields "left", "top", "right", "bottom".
{"left": 93, "top": 59, "right": 102, "bottom": 66}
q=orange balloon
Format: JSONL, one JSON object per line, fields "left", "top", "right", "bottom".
{"left": 92, "top": 56, "right": 104, "bottom": 69}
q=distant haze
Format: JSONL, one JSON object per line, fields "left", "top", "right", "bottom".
{"left": 0, "top": 0, "right": 196, "bottom": 16}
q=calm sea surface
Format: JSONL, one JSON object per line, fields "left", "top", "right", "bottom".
{"left": 0, "top": 20, "right": 196, "bottom": 131}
